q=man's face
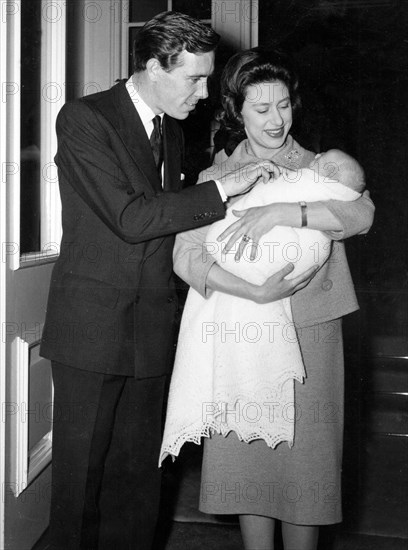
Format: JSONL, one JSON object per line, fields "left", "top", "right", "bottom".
{"left": 153, "top": 50, "right": 215, "bottom": 119}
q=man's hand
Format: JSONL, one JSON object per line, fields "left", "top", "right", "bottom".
{"left": 251, "top": 263, "right": 318, "bottom": 304}
{"left": 219, "top": 161, "right": 281, "bottom": 197}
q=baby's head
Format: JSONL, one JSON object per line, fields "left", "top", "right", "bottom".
{"left": 310, "top": 149, "right": 365, "bottom": 193}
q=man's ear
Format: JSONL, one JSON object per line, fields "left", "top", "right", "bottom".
{"left": 146, "top": 58, "right": 162, "bottom": 82}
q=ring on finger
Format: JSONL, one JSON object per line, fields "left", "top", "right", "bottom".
{"left": 242, "top": 234, "right": 251, "bottom": 243}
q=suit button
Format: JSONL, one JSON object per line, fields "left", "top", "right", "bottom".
{"left": 167, "top": 297, "right": 175, "bottom": 303}
{"left": 321, "top": 279, "right": 333, "bottom": 291}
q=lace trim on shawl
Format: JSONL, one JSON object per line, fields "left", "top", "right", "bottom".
{"left": 159, "top": 370, "right": 303, "bottom": 466}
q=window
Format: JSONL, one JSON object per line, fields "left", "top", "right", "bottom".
{"left": 11, "top": 0, "right": 65, "bottom": 266}
{"left": 124, "top": 0, "right": 212, "bottom": 76}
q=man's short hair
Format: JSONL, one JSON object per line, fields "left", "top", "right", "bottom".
{"left": 133, "top": 11, "right": 220, "bottom": 73}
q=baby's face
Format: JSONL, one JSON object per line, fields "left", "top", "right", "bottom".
{"left": 309, "top": 150, "right": 345, "bottom": 180}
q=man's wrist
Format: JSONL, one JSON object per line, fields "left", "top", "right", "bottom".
{"left": 214, "top": 179, "right": 228, "bottom": 202}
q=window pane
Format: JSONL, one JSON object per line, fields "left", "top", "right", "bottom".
{"left": 66, "top": 1, "right": 84, "bottom": 101}
{"left": 172, "top": 0, "right": 211, "bottom": 19}
{"left": 20, "top": 0, "right": 42, "bottom": 254}
{"left": 129, "top": 0, "right": 167, "bottom": 22}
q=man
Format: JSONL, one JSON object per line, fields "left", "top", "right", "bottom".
{"left": 39, "top": 11, "right": 281, "bottom": 550}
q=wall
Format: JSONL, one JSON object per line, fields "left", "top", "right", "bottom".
{"left": 258, "top": 0, "right": 407, "bottom": 538}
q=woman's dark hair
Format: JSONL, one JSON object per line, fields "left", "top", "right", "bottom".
{"left": 133, "top": 11, "right": 220, "bottom": 73}
{"left": 219, "top": 48, "right": 301, "bottom": 143}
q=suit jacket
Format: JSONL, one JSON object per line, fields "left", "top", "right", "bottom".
{"left": 173, "top": 138, "right": 375, "bottom": 328}
{"left": 40, "top": 80, "right": 225, "bottom": 378}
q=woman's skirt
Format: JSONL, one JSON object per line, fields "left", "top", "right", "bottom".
{"left": 199, "top": 319, "right": 344, "bottom": 525}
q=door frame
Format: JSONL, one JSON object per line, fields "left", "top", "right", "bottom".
{"left": 0, "top": 1, "right": 66, "bottom": 546}
{"left": 0, "top": 1, "right": 122, "bottom": 546}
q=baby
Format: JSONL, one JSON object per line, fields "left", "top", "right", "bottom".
{"left": 159, "top": 150, "right": 365, "bottom": 465}
{"left": 205, "top": 149, "right": 365, "bottom": 284}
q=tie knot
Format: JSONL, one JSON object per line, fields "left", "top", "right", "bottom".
{"left": 152, "top": 115, "right": 161, "bottom": 135}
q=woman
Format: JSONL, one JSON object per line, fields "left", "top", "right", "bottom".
{"left": 169, "top": 49, "right": 374, "bottom": 549}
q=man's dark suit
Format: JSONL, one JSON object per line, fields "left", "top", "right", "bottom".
{"left": 40, "top": 80, "right": 225, "bottom": 548}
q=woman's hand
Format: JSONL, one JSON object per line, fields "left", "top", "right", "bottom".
{"left": 205, "top": 260, "right": 318, "bottom": 304}
{"left": 217, "top": 203, "right": 300, "bottom": 261}
{"left": 251, "top": 263, "right": 318, "bottom": 304}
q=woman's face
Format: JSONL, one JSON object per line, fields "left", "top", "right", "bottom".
{"left": 240, "top": 80, "right": 293, "bottom": 158}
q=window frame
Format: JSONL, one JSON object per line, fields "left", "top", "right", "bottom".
{"left": 10, "top": 0, "right": 66, "bottom": 270}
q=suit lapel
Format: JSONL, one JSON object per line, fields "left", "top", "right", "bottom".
{"left": 92, "top": 81, "right": 183, "bottom": 257}
{"left": 98, "top": 80, "right": 163, "bottom": 194}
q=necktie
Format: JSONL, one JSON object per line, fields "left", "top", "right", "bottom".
{"left": 150, "top": 115, "right": 163, "bottom": 181}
